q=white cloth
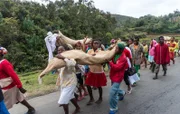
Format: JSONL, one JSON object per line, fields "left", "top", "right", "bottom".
{"left": 125, "top": 47, "right": 132, "bottom": 57}
{"left": 44, "top": 33, "right": 58, "bottom": 62}
{"left": 126, "top": 47, "right": 132, "bottom": 68}
{"left": 76, "top": 64, "right": 85, "bottom": 75}
{"left": 148, "top": 55, "right": 154, "bottom": 63}
{"left": 126, "top": 57, "right": 131, "bottom": 68}
{"left": 129, "top": 73, "right": 140, "bottom": 85}
{"left": 58, "top": 85, "right": 76, "bottom": 105}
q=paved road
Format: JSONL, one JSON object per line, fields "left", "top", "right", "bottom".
{"left": 10, "top": 58, "right": 180, "bottom": 114}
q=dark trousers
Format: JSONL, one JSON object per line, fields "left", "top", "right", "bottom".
{"left": 155, "top": 64, "right": 167, "bottom": 74}
{"left": 124, "top": 70, "right": 130, "bottom": 86}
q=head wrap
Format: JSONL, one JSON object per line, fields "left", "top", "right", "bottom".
{"left": 0, "top": 47, "right": 8, "bottom": 55}
{"left": 117, "top": 42, "right": 125, "bottom": 50}
{"left": 110, "top": 39, "right": 115, "bottom": 43}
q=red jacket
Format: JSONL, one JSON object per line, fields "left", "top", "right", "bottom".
{"left": 0, "top": 59, "right": 22, "bottom": 90}
{"left": 154, "top": 43, "right": 170, "bottom": 65}
{"left": 109, "top": 53, "right": 128, "bottom": 83}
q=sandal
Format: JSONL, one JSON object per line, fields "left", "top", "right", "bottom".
{"left": 127, "top": 88, "right": 132, "bottom": 94}
{"left": 78, "top": 96, "right": 84, "bottom": 101}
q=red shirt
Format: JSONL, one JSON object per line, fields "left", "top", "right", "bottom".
{"left": 109, "top": 53, "right": 128, "bottom": 83}
{"left": 0, "top": 59, "right": 22, "bottom": 90}
{"left": 154, "top": 43, "right": 170, "bottom": 64}
{"left": 123, "top": 48, "right": 132, "bottom": 59}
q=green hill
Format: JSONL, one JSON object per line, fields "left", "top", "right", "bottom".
{"left": 112, "top": 14, "right": 137, "bottom": 27}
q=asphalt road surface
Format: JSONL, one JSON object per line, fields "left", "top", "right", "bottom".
{"left": 9, "top": 58, "right": 180, "bottom": 114}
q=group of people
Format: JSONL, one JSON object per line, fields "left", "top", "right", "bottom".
{"left": 0, "top": 32, "right": 179, "bottom": 114}
{"left": 142, "top": 36, "right": 179, "bottom": 79}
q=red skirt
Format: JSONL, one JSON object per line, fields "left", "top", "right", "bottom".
{"left": 85, "top": 72, "right": 107, "bottom": 87}
{"left": 169, "top": 52, "right": 174, "bottom": 59}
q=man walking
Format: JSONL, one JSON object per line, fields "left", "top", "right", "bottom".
{"left": 153, "top": 36, "right": 170, "bottom": 80}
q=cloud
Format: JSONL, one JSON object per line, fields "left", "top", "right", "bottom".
{"left": 25, "top": 0, "right": 180, "bottom": 18}
{"left": 93, "top": 0, "right": 180, "bottom": 17}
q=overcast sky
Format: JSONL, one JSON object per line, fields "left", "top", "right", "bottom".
{"left": 29, "top": 0, "right": 180, "bottom": 18}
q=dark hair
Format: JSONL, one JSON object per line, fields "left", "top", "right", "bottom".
{"left": 53, "top": 30, "right": 59, "bottom": 34}
{"left": 134, "top": 37, "right": 139, "bottom": 41}
{"left": 91, "top": 39, "right": 100, "bottom": 46}
{"left": 159, "top": 36, "right": 164, "bottom": 40}
{"left": 129, "top": 38, "right": 134, "bottom": 42}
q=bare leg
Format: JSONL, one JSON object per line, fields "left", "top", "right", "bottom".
{"left": 71, "top": 98, "right": 80, "bottom": 114}
{"left": 62, "top": 104, "right": 69, "bottom": 114}
{"left": 78, "top": 87, "right": 82, "bottom": 97}
{"left": 21, "top": 100, "right": 35, "bottom": 114}
{"left": 145, "top": 58, "right": 147, "bottom": 68}
{"left": 86, "top": 85, "right": 94, "bottom": 105}
{"left": 81, "top": 85, "right": 88, "bottom": 95}
{"left": 95, "top": 87, "right": 103, "bottom": 104}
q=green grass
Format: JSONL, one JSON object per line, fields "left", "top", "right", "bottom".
{"left": 19, "top": 71, "right": 58, "bottom": 98}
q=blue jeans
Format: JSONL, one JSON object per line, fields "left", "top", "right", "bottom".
{"left": 109, "top": 82, "right": 125, "bottom": 111}
{"left": 0, "top": 100, "right": 10, "bottom": 114}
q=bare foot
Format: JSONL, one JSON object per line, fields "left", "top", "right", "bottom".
{"left": 72, "top": 108, "right": 80, "bottom": 114}
{"left": 83, "top": 92, "right": 88, "bottom": 96}
{"left": 95, "top": 99, "right": 102, "bottom": 104}
{"left": 26, "top": 108, "right": 35, "bottom": 114}
{"left": 87, "top": 99, "right": 94, "bottom": 105}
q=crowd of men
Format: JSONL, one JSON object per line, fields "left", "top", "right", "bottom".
{"left": 0, "top": 32, "right": 179, "bottom": 114}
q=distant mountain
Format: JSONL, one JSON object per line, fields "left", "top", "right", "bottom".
{"left": 112, "top": 14, "right": 137, "bottom": 27}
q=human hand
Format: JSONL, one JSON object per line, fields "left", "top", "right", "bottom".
{"left": 83, "top": 37, "right": 88, "bottom": 44}
{"left": 105, "top": 59, "right": 111, "bottom": 63}
{"left": 19, "top": 87, "right": 27, "bottom": 94}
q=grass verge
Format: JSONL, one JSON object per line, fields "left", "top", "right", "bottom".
{"left": 19, "top": 71, "right": 58, "bottom": 99}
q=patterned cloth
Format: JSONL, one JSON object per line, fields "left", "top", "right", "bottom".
{"left": 169, "top": 41, "right": 176, "bottom": 52}
{"left": 57, "top": 59, "right": 77, "bottom": 88}
{"left": 130, "top": 43, "right": 144, "bottom": 65}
